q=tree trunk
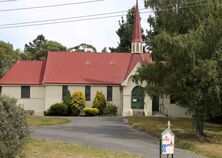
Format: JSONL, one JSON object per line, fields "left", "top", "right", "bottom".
{"left": 194, "top": 116, "right": 204, "bottom": 137}
{"left": 195, "top": 120, "right": 204, "bottom": 137}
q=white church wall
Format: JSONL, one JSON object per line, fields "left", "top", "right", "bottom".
{"left": 2, "top": 85, "right": 45, "bottom": 116}
{"left": 45, "top": 85, "right": 122, "bottom": 115}
{"left": 45, "top": 85, "right": 62, "bottom": 111}
{"left": 160, "top": 96, "right": 191, "bottom": 118}
{"left": 69, "top": 85, "right": 122, "bottom": 115}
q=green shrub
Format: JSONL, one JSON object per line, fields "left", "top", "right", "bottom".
{"left": 63, "top": 90, "right": 72, "bottom": 115}
{"left": 93, "top": 91, "right": 106, "bottom": 115}
{"left": 70, "top": 104, "right": 80, "bottom": 116}
{"left": 63, "top": 90, "right": 72, "bottom": 106}
{"left": 0, "top": 95, "right": 29, "bottom": 158}
{"left": 72, "top": 91, "right": 85, "bottom": 110}
{"left": 84, "top": 108, "right": 99, "bottom": 116}
{"left": 45, "top": 103, "right": 68, "bottom": 116}
{"left": 103, "top": 104, "right": 118, "bottom": 116}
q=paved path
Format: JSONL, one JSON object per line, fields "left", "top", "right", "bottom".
{"left": 31, "top": 117, "right": 204, "bottom": 158}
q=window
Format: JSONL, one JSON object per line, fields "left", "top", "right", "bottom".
{"left": 85, "top": 86, "right": 91, "bottom": 101}
{"left": 136, "top": 44, "right": 139, "bottom": 52}
{"left": 62, "top": 85, "right": 68, "bottom": 100}
{"left": 0, "top": 86, "right": 2, "bottom": 96}
{"left": 132, "top": 44, "right": 135, "bottom": 52}
{"left": 21, "top": 86, "right": 30, "bottom": 98}
{"left": 107, "top": 86, "right": 113, "bottom": 101}
{"left": 170, "top": 96, "right": 176, "bottom": 104}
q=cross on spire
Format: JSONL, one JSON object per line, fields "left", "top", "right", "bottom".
{"left": 167, "top": 121, "right": 171, "bottom": 130}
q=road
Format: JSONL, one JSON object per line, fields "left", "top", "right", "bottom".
{"left": 31, "top": 117, "right": 204, "bottom": 158}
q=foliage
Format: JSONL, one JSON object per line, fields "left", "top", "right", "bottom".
{"left": 207, "top": 114, "right": 222, "bottom": 124}
{"left": 69, "top": 104, "right": 80, "bottom": 116}
{"left": 134, "top": 0, "right": 222, "bottom": 137}
{"left": 0, "top": 41, "right": 20, "bottom": 77}
{"left": 83, "top": 108, "right": 99, "bottom": 116}
{"left": 110, "top": 7, "right": 145, "bottom": 53}
{"left": 103, "top": 104, "right": 117, "bottom": 116}
{"left": 47, "top": 40, "right": 67, "bottom": 52}
{"left": 93, "top": 91, "right": 106, "bottom": 115}
{"left": 63, "top": 90, "right": 72, "bottom": 114}
{"left": 24, "top": 35, "right": 67, "bottom": 60}
{"left": 63, "top": 90, "right": 72, "bottom": 106}
{"left": 0, "top": 95, "right": 29, "bottom": 158}
{"left": 45, "top": 103, "right": 68, "bottom": 116}
{"left": 72, "top": 91, "right": 86, "bottom": 110}
{"left": 101, "top": 47, "right": 108, "bottom": 53}
{"left": 69, "top": 43, "right": 97, "bottom": 52}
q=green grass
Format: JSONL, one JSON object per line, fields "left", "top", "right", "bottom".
{"left": 27, "top": 117, "right": 71, "bottom": 127}
{"left": 128, "top": 117, "right": 222, "bottom": 158}
{"left": 18, "top": 139, "right": 144, "bottom": 158}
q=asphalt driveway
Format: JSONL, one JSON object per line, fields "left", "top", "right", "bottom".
{"left": 31, "top": 117, "right": 204, "bottom": 158}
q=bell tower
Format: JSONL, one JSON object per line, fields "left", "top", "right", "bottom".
{"left": 131, "top": 0, "right": 143, "bottom": 54}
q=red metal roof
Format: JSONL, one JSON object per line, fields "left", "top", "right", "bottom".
{"left": 0, "top": 52, "right": 152, "bottom": 85}
{"left": 0, "top": 61, "right": 46, "bottom": 85}
{"left": 43, "top": 52, "right": 152, "bottom": 85}
{"left": 132, "top": 0, "right": 143, "bottom": 43}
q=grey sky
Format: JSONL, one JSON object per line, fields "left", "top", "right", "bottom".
{"left": 0, "top": 0, "right": 151, "bottom": 52}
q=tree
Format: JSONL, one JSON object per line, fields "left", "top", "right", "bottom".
{"left": 72, "top": 91, "right": 86, "bottom": 110}
{"left": 110, "top": 7, "right": 145, "bottom": 53}
{"left": 0, "top": 41, "right": 19, "bottom": 77}
{"left": 134, "top": 0, "right": 222, "bottom": 137}
{"left": 69, "top": 43, "right": 97, "bottom": 52}
{"left": 63, "top": 90, "right": 72, "bottom": 114}
{"left": 24, "top": 35, "right": 67, "bottom": 60}
{"left": 0, "top": 95, "right": 29, "bottom": 157}
{"left": 93, "top": 91, "right": 106, "bottom": 115}
{"left": 101, "top": 47, "right": 108, "bottom": 53}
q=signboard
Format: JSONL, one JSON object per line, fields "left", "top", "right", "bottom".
{"left": 161, "top": 129, "right": 175, "bottom": 154}
{"left": 159, "top": 121, "right": 175, "bottom": 158}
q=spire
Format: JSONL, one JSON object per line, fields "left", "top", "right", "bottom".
{"left": 132, "top": 0, "right": 143, "bottom": 43}
{"left": 131, "top": 0, "right": 143, "bottom": 53}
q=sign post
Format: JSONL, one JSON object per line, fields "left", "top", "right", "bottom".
{"left": 160, "top": 121, "right": 175, "bottom": 158}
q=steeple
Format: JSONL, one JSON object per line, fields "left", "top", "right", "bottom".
{"left": 131, "top": 0, "right": 143, "bottom": 54}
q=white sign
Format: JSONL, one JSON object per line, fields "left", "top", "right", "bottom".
{"left": 161, "top": 121, "right": 175, "bottom": 155}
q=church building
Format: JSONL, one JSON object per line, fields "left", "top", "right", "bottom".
{"left": 0, "top": 1, "right": 188, "bottom": 117}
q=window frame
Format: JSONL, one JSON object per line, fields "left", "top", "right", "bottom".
{"left": 21, "top": 86, "right": 30, "bottom": 98}
{"left": 85, "top": 86, "right": 91, "bottom": 101}
{"left": 107, "top": 86, "right": 113, "bottom": 101}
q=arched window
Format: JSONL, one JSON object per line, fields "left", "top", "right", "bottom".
{"left": 137, "top": 44, "right": 139, "bottom": 52}
{"left": 132, "top": 44, "right": 135, "bottom": 52}
{"left": 140, "top": 45, "right": 143, "bottom": 53}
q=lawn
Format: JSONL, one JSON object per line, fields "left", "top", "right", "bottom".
{"left": 27, "top": 117, "right": 71, "bottom": 126}
{"left": 128, "top": 117, "right": 222, "bottom": 158}
{"left": 18, "top": 140, "right": 144, "bottom": 158}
